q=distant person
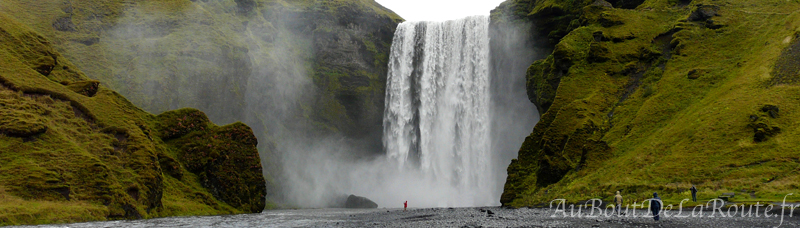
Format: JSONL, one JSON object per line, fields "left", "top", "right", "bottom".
{"left": 404, "top": 201, "right": 407, "bottom": 211}
{"left": 690, "top": 185, "right": 698, "bottom": 202}
{"left": 651, "top": 192, "right": 661, "bottom": 221}
{"left": 613, "top": 191, "right": 623, "bottom": 215}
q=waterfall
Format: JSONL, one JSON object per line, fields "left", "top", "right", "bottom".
{"left": 383, "top": 16, "right": 492, "bottom": 206}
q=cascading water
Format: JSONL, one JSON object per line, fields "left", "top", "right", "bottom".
{"left": 275, "top": 15, "right": 535, "bottom": 209}
{"left": 383, "top": 16, "right": 493, "bottom": 206}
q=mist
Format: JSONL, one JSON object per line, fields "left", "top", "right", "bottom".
{"left": 276, "top": 16, "right": 542, "bottom": 208}
{"left": 489, "top": 19, "right": 542, "bottom": 201}
{"left": 99, "top": 0, "right": 540, "bottom": 209}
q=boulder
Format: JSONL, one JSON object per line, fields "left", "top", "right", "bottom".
{"left": 760, "top": 105, "right": 779, "bottom": 118}
{"left": 345, "top": 194, "right": 378, "bottom": 208}
{"left": 749, "top": 122, "right": 781, "bottom": 143}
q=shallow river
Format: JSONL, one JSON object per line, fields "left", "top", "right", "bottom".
{"left": 11, "top": 206, "right": 800, "bottom": 227}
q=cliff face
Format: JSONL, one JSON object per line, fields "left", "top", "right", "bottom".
{"left": 0, "top": 12, "right": 265, "bottom": 225}
{"left": 274, "top": 0, "right": 401, "bottom": 152}
{"left": 0, "top": 0, "right": 402, "bottom": 206}
{"left": 495, "top": 0, "right": 800, "bottom": 206}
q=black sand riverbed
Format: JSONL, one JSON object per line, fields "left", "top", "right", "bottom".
{"left": 11, "top": 206, "right": 800, "bottom": 227}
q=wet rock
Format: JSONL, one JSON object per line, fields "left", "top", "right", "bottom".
{"left": 345, "top": 194, "right": 378, "bottom": 208}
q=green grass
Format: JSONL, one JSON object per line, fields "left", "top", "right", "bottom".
{"left": 501, "top": 0, "right": 800, "bottom": 207}
{"left": 0, "top": 185, "right": 109, "bottom": 225}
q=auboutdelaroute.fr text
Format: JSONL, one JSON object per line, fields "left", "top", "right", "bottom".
{"left": 549, "top": 194, "right": 800, "bottom": 227}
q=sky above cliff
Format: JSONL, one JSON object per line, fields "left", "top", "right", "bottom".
{"left": 375, "top": 0, "right": 506, "bottom": 22}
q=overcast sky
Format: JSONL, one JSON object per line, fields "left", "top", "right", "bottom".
{"left": 375, "top": 0, "right": 507, "bottom": 22}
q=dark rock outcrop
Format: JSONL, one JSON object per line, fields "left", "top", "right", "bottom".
{"left": 750, "top": 123, "right": 780, "bottom": 142}
{"left": 688, "top": 4, "right": 720, "bottom": 22}
{"left": 688, "top": 4, "right": 724, "bottom": 29}
{"left": 66, "top": 80, "right": 100, "bottom": 97}
{"left": 162, "top": 109, "right": 267, "bottom": 213}
{"left": 761, "top": 105, "right": 780, "bottom": 118}
{"left": 344, "top": 194, "right": 378, "bottom": 208}
{"left": 52, "top": 16, "right": 76, "bottom": 32}
{"left": 33, "top": 55, "right": 56, "bottom": 76}
{"left": 749, "top": 105, "right": 782, "bottom": 142}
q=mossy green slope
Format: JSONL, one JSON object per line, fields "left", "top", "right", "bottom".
{"left": 0, "top": 0, "right": 402, "bottom": 138}
{"left": 0, "top": 1, "right": 403, "bottom": 200}
{"left": 0, "top": 12, "right": 266, "bottom": 226}
{"left": 497, "top": 0, "right": 800, "bottom": 207}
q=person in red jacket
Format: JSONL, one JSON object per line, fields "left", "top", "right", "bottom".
{"left": 404, "top": 201, "right": 407, "bottom": 211}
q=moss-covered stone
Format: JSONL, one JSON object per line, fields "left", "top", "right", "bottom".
{"left": 156, "top": 109, "right": 210, "bottom": 140}
{"left": 170, "top": 122, "right": 265, "bottom": 213}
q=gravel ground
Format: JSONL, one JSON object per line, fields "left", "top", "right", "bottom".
{"left": 11, "top": 206, "right": 800, "bottom": 228}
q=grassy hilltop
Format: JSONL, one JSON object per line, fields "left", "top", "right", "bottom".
{"left": 493, "top": 0, "right": 800, "bottom": 206}
{"left": 0, "top": 12, "right": 267, "bottom": 226}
